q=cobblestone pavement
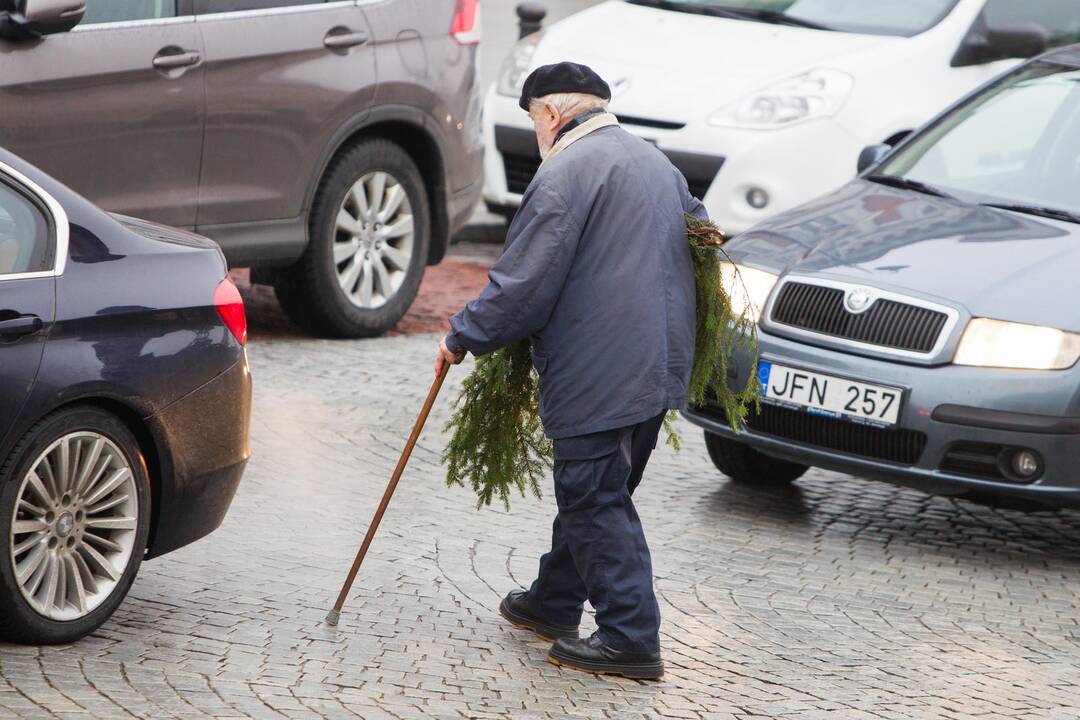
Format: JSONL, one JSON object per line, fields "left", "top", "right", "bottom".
{"left": 4, "top": 268, "right": 1080, "bottom": 718}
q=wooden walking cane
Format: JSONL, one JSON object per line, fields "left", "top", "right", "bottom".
{"left": 325, "top": 363, "right": 450, "bottom": 626}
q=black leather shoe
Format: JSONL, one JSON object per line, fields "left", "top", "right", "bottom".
{"left": 548, "top": 633, "right": 663, "bottom": 679}
{"left": 499, "top": 590, "right": 579, "bottom": 641}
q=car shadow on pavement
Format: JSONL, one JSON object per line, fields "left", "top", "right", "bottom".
{"left": 706, "top": 470, "right": 1080, "bottom": 568}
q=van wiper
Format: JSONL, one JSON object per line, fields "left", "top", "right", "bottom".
{"left": 980, "top": 202, "right": 1080, "bottom": 224}
{"left": 627, "top": 1, "right": 832, "bottom": 29}
{"left": 866, "top": 174, "right": 956, "bottom": 199}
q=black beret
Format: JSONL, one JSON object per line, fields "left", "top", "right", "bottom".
{"left": 519, "top": 62, "right": 611, "bottom": 111}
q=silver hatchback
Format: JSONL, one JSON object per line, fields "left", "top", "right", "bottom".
{"left": 686, "top": 45, "right": 1080, "bottom": 509}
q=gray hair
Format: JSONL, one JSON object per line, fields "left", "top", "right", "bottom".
{"left": 528, "top": 92, "right": 609, "bottom": 121}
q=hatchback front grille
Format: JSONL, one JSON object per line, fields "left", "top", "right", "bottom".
{"left": 501, "top": 151, "right": 718, "bottom": 199}
{"left": 770, "top": 282, "right": 949, "bottom": 354}
{"left": 495, "top": 124, "right": 723, "bottom": 201}
{"left": 701, "top": 401, "right": 927, "bottom": 465}
{"left": 503, "top": 153, "right": 540, "bottom": 195}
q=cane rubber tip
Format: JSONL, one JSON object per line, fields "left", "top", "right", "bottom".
{"left": 325, "top": 610, "right": 340, "bottom": 627}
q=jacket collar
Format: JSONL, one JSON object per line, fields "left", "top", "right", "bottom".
{"left": 541, "top": 112, "right": 619, "bottom": 166}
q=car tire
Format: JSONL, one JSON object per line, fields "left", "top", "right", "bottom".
{"left": 0, "top": 407, "right": 151, "bottom": 645}
{"left": 275, "top": 138, "right": 431, "bottom": 338}
{"left": 704, "top": 431, "right": 808, "bottom": 485}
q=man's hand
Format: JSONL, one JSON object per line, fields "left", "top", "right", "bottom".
{"left": 435, "top": 336, "right": 466, "bottom": 377}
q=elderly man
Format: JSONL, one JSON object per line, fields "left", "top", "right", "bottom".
{"left": 436, "top": 62, "right": 705, "bottom": 679}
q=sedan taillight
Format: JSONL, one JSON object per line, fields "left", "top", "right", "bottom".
{"left": 215, "top": 276, "right": 248, "bottom": 346}
{"left": 451, "top": 0, "right": 480, "bottom": 46}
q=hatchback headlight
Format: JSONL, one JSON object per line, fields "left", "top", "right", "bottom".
{"left": 708, "top": 68, "right": 853, "bottom": 129}
{"left": 954, "top": 318, "right": 1080, "bottom": 370}
{"left": 720, "top": 263, "right": 779, "bottom": 323}
{"left": 496, "top": 31, "right": 544, "bottom": 98}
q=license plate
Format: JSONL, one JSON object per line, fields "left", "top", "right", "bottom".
{"left": 757, "top": 361, "right": 903, "bottom": 427}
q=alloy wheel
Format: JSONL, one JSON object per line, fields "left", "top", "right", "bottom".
{"left": 334, "top": 171, "right": 415, "bottom": 309}
{"left": 10, "top": 432, "right": 139, "bottom": 621}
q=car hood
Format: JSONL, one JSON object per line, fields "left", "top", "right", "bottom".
{"left": 534, "top": 0, "right": 892, "bottom": 123}
{"left": 728, "top": 179, "right": 1080, "bottom": 332}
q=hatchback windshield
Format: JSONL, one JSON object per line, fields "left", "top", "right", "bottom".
{"left": 627, "top": 0, "right": 959, "bottom": 36}
{"left": 879, "top": 63, "right": 1080, "bottom": 219}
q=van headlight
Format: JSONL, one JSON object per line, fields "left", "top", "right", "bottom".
{"left": 496, "top": 31, "right": 544, "bottom": 98}
{"left": 954, "top": 318, "right": 1080, "bottom": 370}
{"left": 720, "top": 262, "right": 778, "bottom": 323}
{"left": 708, "top": 68, "right": 853, "bottom": 129}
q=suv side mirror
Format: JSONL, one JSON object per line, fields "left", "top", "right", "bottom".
{"left": 0, "top": 0, "right": 85, "bottom": 40}
{"left": 857, "top": 144, "right": 891, "bottom": 175}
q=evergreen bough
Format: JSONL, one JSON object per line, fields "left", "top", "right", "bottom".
{"left": 443, "top": 214, "right": 760, "bottom": 509}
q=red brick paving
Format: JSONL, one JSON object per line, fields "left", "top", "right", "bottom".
{"left": 232, "top": 258, "right": 492, "bottom": 341}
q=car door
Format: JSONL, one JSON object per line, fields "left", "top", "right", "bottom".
{"left": 193, "top": 0, "right": 376, "bottom": 234}
{"left": 0, "top": 163, "right": 59, "bottom": 450}
{"left": 0, "top": 1, "right": 205, "bottom": 229}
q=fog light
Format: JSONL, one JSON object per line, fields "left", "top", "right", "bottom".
{"left": 746, "top": 187, "right": 769, "bottom": 209}
{"left": 1011, "top": 449, "right": 1041, "bottom": 478}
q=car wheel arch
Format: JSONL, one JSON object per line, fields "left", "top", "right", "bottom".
{"left": 5, "top": 396, "right": 169, "bottom": 559}
{"left": 308, "top": 106, "right": 450, "bottom": 267}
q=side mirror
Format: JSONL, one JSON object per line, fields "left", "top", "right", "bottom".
{"left": 985, "top": 23, "right": 1048, "bottom": 60}
{"left": 857, "top": 143, "right": 891, "bottom": 175}
{"left": 953, "top": 20, "right": 1049, "bottom": 66}
{"left": 0, "top": 0, "right": 85, "bottom": 40}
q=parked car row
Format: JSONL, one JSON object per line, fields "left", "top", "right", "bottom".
{"left": 2, "top": 0, "right": 1080, "bottom": 647}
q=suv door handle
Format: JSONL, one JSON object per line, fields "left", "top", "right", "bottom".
{"left": 152, "top": 50, "right": 202, "bottom": 70}
{"left": 323, "top": 29, "right": 369, "bottom": 50}
{"left": 0, "top": 314, "right": 42, "bottom": 338}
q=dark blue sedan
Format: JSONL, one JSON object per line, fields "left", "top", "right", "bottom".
{"left": 0, "top": 149, "right": 251, "bottom": 644}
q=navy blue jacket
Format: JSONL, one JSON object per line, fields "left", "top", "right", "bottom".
{"left": 447, "top": 124, "right": 705, "bottom": 439}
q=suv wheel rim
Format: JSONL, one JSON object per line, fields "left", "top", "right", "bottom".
{"left": 334, "top": 171, "right": 415, "bottom": 310}
{"left": 10, "top": 432, "right": 138, "bottom": 621}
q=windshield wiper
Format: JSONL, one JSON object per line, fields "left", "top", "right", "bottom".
{"left": 730, "top": 8, "right": 832, "bottom": 30}
{"left": 980, "top": 202, "right": 1080, "bottom": 224}
{"left": 627, "top": 1, "right": 832, "bottom": 29}
{"left": 866, "top": 174, "right": 956, "bottom": 199}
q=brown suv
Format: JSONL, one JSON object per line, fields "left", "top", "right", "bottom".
{"left": 0, "top": 0, "right": 484, "bottom": 337}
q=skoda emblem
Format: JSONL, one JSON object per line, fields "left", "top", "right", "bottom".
{"left": 844, "top": 287, "right": 875, "bottom": 314}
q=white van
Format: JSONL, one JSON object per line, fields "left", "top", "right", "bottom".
{"left": 482, "top": 0, "right": 1076, "bottom": 233}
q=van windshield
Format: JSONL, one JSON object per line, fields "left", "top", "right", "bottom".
{"left": 627, "top": 0, "right": 960, "bottom": 37}
{"left": 878, "top": 63, "right": 1080, "bottom": 221}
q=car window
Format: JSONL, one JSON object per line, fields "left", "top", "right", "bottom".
{"left": 194, "top": 0, "right": 324, "bottom": 13}
{"left": 983, "top": 0, "right": 1080, "bottom": 49}
{"left": 81, "top": 1, "right": 178, "bottom": 24}
{"left": 880, "top": 64, "right": 1080, "bottom": 215}
{"left": 626, "top": 0, "right": 960, "bottom": 37}
{"left": 0, "top": 181, "right": 50, "bottom": 276}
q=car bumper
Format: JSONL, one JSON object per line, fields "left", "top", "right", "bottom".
{"left": 481, "top": 88, "right": 864, "bottom": 234}
{"left": 145, "top": 353, "right": 252, "bottom": 558}
{"left": 683, "top": 331, "right": 1080, "bottom": 509}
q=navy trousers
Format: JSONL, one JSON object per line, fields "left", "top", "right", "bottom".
{"left": 527, "top": 412, "right": 665, "bottom": 654}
